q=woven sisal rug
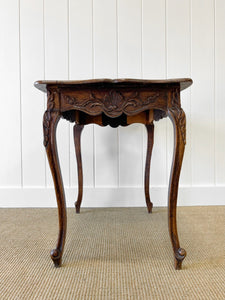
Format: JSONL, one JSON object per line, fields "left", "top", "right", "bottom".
{"left": 0, "top": 206, "right": 224, "bottom": 299}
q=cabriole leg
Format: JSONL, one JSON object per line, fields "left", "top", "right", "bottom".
{"left": 43, "top": 110, "right": 67, "bottom": 267}
{"left": 73, "top": 124, "right": 84, "bottom": 213}
{"left": 168, "top": 106, "right": 186, "bottom": 270}
{"left": 144, "top": 124, "right": 154, "bottom": 213}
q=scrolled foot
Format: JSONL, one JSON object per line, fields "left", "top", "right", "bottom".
{"left": 75, "top": 201, "right": 80, "bottom": 214}
{"left": 50, "top": 248, "right": 62, "bottom": 267}
{"left": 174, "top": 248, "right": 186, "bottom": 270}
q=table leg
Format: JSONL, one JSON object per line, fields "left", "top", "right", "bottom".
{"left": 168, "top": 107, "right": 186, "bottom": 270}
{"left": 43, "top": 110, "right": 67, "bottom": 267}
{"left": 73, "top": 124, "right": 84, "bottom": 213}
{"left": 144, "top": 124, "right": 154, "bottom": 213}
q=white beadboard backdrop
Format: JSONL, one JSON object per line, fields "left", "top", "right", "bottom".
{"left": 0, "top": 0, "right": 225, "bottom": 207}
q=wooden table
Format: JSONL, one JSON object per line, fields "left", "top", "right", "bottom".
{"left": 35, "top": 78, "right": 192, "bottom": 269}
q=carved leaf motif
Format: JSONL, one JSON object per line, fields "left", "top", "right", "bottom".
{"left": 43, "top": 90, "right": 55, "bottom": 147}
{"left": 175, "top": 108, "right": 186, "bottom": 144}
{"left": 63, "top": 90, "right": 160, "bottom": 117}
{"left": 169, "top": 88, "right": 186, "bottom": 145}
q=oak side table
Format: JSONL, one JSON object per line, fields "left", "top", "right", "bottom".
{"left": 35, "top": 78, "right": 192, "bottom": 269}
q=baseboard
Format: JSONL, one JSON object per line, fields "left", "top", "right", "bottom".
{"left": 0, "top": 186, "right": 224, "bottom": 207}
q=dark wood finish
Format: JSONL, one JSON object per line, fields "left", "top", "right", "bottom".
{"left": 144, "top": 124, "right": 154, "bottom": 213}
{"left": 73, "top": 124, "right": 84, "bottom": 214}
{"left": 36, "top": 78, "right": 192, "bottom": 269}
{"left": 43, "top": 89, "right": 67, "bottom": 267}
{"left": 34, "top": 78, "right": 192, "bottom": 93}
{"left": 167, "top": 88, "right": 186, "bottom": 270}
{"left": 60, "top": 88, "right": 167, "bottom": 117}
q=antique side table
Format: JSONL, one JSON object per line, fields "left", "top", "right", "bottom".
{"left": 35, "top": 78, "right": 192, "bottom": 269}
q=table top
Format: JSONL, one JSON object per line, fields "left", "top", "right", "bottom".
{"left": 34, "top": 78, "right": 192, "bottom": 93}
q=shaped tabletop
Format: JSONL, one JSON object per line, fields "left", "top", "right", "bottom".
{"left": 34, "top": 78, "right": 192, "bottom": 93}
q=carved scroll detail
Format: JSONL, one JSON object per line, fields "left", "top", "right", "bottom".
{"left": 63, "top": 90, "right": 160, "bottom": 117}
{"left": 43, "top": 90, "right": 55, "bottom": 147}
{"left": 175, "top": 248, "right": 186, "bottom": 261}
{"left": 169, "top": 88, "right": 186, "bottom": 145}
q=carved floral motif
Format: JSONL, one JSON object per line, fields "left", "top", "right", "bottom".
{"left": 43, "top": 90, "right": 55, "bottom": 147}
{"left": 63, "top": 90, "right": 160, "bottom": 117}
{"left": 169, "top": 88, "right": 186, "bottom": 145}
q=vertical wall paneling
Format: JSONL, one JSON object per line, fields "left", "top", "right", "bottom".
{"left": 117, "top": 0, "right": 142, "bottom": 78}
{"left": 215, "top": 0, "right": 225, "bottom": 184}
{"left": 0, "top": 0, "right": 21, "bottom": 186}
{"left": 93, "top": 0, "right": 118, "bottom": 187}
{"left": 117, "top": 0, "right": 143, "bottom": 187}
{"left": 20, "top": 0, "right": 45, "bottom": 186}
{"left": 142, "top": 0, "right": 167, "bottom": 187}
{"left": 167, "top": 0, "right": 191, "bottom": 186}
{"left": 44, "top": 0, "right": 70, "bottom": 187}
{"left": 69, "top": 0, "right": 94, "bottom": 188}
{"left": 191, "top": 0, "right": 215, "bottom": 185}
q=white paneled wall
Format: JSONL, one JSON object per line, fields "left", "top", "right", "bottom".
{"left": 0, "top": 0, "right": 225, "bottom": 207}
